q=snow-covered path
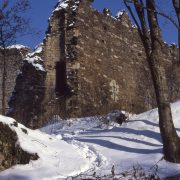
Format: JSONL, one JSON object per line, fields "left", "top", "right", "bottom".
{"left": 0, "top": 117, "right": 95, "bottom": 180}
{"left": 0, "top": 101, "right": 180, "bottom": 179}
{"left": 42, "top": 101, "right": 180, "bottom": 179}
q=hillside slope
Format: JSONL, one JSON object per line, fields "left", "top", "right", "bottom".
{"left": 0, "top": 101, "right": 180, "bottom": 179}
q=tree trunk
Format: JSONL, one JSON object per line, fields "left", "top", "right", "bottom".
{"left": 150, "top": 52, "right": 180, "bottom": 162}
{"left": 147, "top": 0, "right": 180, "bottom": 163}
{"left": 1, "top": 50, "right": 6, "bottom": 115}
{"left": 172, "top": 0, "right": 180, "bottom": 63}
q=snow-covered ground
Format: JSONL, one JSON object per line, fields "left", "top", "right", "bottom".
{"left": 0, "top": 101, "right": 180, "bottom": 179}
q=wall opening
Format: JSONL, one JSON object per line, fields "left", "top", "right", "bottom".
{"left": 55, "top": 61, "right": 67, "bottom": 96}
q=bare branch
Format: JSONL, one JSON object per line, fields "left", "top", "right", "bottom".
{"left": 123, "top": 0, "right": 142, "bottom": 34}
{"left": 124, "top": 0, "right": 178, "bottom": 29}
{"left": 0, "top": 0, "right": 31, "bottom": 114}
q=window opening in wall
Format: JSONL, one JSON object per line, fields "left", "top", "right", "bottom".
{"left": 55, "top": 61, "right": 67, "bottom": 96}
{"left": 104, "top": 26, "right": 107, "bottom": 31}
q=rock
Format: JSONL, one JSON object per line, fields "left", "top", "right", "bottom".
{"left": 106, "top": 110, "right": 128, "bottom": 125}
{"left": 115, "top": 112, "right": 127, "bottom": 125}
{"left": 98, "top": 110, "right": 128, "bottom": 127}
{"left": 0, "top": 122, "right": 38, "bottom": 171}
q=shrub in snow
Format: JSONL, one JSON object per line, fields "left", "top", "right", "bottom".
{"left": 71, "top": 164, "right": 160, "bottom": 179}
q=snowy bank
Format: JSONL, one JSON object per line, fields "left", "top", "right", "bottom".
{"left": 0, "top": 101, "right": 180, "bottom": 179}
{"left": 0, "top": 116, "right": 93, "bottom": 180}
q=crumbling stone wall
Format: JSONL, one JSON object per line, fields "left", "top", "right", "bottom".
{"left": 42, "top": 9, "right": 67, "bottom": 123}
{"left": 0, "top": 47, "right": 29, "bottom": 113}
{"left": 43, "top": 0, "right": 180, "bottom": 121}
{"left": 66, "top": 0, "right": 152, "bottom": 116}
{"left": 8, "top": 0, "right": 180, "bottom": 128}
{"left": 8, "top": 59, "right": 46, "bottom": 128}
{"left": 69, "top": 0, "right": 180, "bottom": 116}
{"left": 7, "top": 47, "right": 46, "bottom": 129}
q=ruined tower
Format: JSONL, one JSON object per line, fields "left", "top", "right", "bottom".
{"left": 8, "top": 0, "right": 180, "bottom": 128}
{"left": 0, "top": 46, "right": 29, "bottom": 113}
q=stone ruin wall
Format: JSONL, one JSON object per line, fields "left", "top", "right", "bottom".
{"left": 8, "top": 0, "right": 180, "bottom": 128}
{"left": 65, "top": 0, "right": 179, "bottom": 117}
{"left": 0, "top": 48, "right": 29, "bottom": 113}
{"left": 7, "top": 8, "right": 66, "bottom": 128}
{"left": 42, "top": 9, "right": 67, "bottom": 122}
{"left": 69, "top": 0, "right": 153, "bottom": 116}
{"left": 42, "top": 0, "right": 180, "bottom": 121}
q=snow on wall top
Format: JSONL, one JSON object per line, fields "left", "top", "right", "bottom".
{"left": 51, "top": 0, "right": 132, "bottom": 27}
{"left": 54, "top": 0, "right": 69, "bottom": 12}
{"left": 24, "top": 43, "right": 45, "bottom": 71}
{"left": 53, "top": 0, "right": 80, "bottom": 12}
{"left": 7, "top": 44, "right": 30, "bottom": 50}
{"left": 116, "top": 10, "right": 126, "bottom": 18}
{"left": 25, "top": 56, "right": 44, "bottom": 71}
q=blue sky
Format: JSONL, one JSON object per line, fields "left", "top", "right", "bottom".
{"left": 16, "top": 0, "right": 178, "bottom": 49}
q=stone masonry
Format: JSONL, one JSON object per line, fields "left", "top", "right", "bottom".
{"left": 0, "top": 46, "right": 29, "bottom": 113}
{"left": 8, "top": 0, "right": 180, "bottom": 128}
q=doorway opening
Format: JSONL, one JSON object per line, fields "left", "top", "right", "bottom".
{"left": 55, "top": 61, "right": 67, "bottom": 96}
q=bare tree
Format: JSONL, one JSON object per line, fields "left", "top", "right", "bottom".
{"left": 172, "top": 0, "right": 180, "bottom": 63}
{"left": 0, "top": 0, "right": 30, "bottom": 115}
{"left": 123, "top": 0, "right": 180, "bottom": 163}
